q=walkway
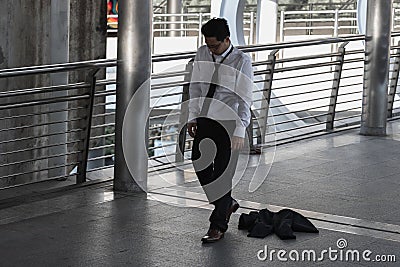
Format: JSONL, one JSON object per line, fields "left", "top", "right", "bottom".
{"left": 1, "top": 121, "right": 400, "bottom": 266}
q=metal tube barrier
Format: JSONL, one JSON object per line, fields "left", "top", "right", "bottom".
{"left": 0, "top": 117, "right": 84, "bottom": 134}
{"left": 0, "top": 129, "right": 82, "bottom": 146}
{"left": 3, "top": 33, "right": 400, "bottom": 188}
{"left": 0, "top": 83, "right": 89, "bottom": 98}
{"left": 326, "top": 42, "right": 348, "bottom": 130}
{"left": 249, "top": 11, "right": 254, "bottom": 45}
{"left": 388, "top": 41, "right": 400, "bottom": 118}
{"left": 0, "top": 95, "right": 90, "bottom": 110}
{"left": 175, "top": 59, "right": 192, "bottom": 163}
{"left": 0, "top": 140, "right": 81, "bottom": 157}
{"left": 0, "top": 151, "right": 81, "bottom": 168}
{"left": 77, "top": 69, "right": 99, "bottom": 183}
{"left": 259, "top": 50, "right": 278, "bottom": 144}
{"left": 109, "top": 7, "right": 395, "bottom": 39}
{"left": 0, "top": 59, "right": 116, "bottom": 78}
{"left": 2, "top": 162, "right": 79, "bottom": 180}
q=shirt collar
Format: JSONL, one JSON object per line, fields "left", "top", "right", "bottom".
{"left": 210, "top": 43, "right": 233, "bottom": 58}
{"left": 220, "top": 43, "right": 233, "bottom": 58}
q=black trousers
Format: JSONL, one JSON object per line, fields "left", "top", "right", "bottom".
{"left": 191, "top": 118, "right": 239, "bottom": 232}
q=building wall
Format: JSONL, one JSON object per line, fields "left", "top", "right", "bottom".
{"left": 0, "top": 0, "right": 52, "bottom": 186}
{"left": 68, "top": 0, "right": 107, "bottom": 172}
{"left": 0, "top": 0, "right": 107, "bottom": 186}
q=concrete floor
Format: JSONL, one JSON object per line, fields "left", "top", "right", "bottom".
{"left": 1, "top": 121, "right": 400, "bottom": 266}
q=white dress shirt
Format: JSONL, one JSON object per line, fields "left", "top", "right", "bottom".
{"left": 188, "top": 44, "right": 254, "bottom": 138}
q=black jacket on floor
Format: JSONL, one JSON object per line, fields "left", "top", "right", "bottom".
{"left": 238, "top": 208, "right": 319, "bottom": 240}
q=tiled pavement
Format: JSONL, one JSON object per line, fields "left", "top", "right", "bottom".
{"left": 1, "top": 121, "right": 400, "bottom": 266}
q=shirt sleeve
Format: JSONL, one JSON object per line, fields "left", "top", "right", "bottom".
{"left": 188, "top": 51, "right": 202, "bottom": 123}
{"left": 234, "top": 56, "right": 253, "bottom": 138}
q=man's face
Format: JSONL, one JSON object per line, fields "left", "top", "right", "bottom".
{"left": 205, "top": 36, "right": 230, "bottom": 55}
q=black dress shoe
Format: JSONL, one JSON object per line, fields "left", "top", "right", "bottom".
{"left": 201, "top": 229, "right": 224, "bottom": 243}
{"left": 226, "top": 199, "right": 240, "bottom": 222}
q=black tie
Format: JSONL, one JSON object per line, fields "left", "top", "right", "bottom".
{"left": 199, "top": 46, "right": 234, "bottom": 117}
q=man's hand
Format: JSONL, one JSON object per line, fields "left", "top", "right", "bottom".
{"left": 187, "top": 122, "right": 197, "bottom": 138}
{"left": 231, "top": 136, "right": 244, "bottom": 150}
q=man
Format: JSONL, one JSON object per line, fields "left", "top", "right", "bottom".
{"left": 187, "top": 18, "right": 253, "bottom": 243}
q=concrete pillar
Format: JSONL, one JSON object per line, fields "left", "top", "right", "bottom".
{"left": 360, "top": 0, "right": 392, "bottom": 136}
{"left": 0, "top": 0, "right": 51, "bottom": 186}
{"left": 0, "top": 0, "right": 107, "bottom": 186}
{"left": 256, "top": 0, "right": 278, "bottom": 45}
{"left": 210, "top": 0, "right": 246, "bottom": 46}
{"left": 167, "top": 0, "right": 182, "bottom": 37}
{"left": 256, "top": 0, "right": 278, "bottom": 61}
{"left": 68, "top": 0, "right": 107, "bottom": 174}
{"left": 114, "top": 0, "right": 151, "bottom": 192}
{"left": 210, "top": 0, "right": 223, "bottom": 18}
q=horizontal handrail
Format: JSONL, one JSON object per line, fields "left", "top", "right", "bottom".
{"left": 2, "top": 32, "right": 400, "bottom": 79}
{"left": 0, "top": 59, "right": 116, "bottom": 78}
{"left": 4, "top": 30, "right": 400, "bottom": 188}
{"left": 0, "top": 35, "right": 369, "bottom": 79}
{"left": 283, "top": 10, "right": 357, "bottom": 15}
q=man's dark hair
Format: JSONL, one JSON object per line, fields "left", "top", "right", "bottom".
{"left": 201, "top": 18, "right": 230, "bottom": 41}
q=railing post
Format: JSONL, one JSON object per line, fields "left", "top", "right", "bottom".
{"left": 332, "top": 9, "right": 340, "bottom": 54}
{"left": 182, "top": 14, "right": 185, "bottom": 37}
{"left": 77, "top": 68, "right": 99, "bottom": 183}
{"left": 391, "top": 8, "right": 396, "bottom": 47}
{"left": 279, "top": 10, "right": 284, "bottom": 61}
{"left": 307, "top": 10, "right": 312, "bottom": 35}
{"left": 391, "top": 8, "right": 395, "bottom": 34}
{"left": 247, "top": 110, "right": 262, "bottom": 154}
{"left": 176, "top": 59, "right": 193, "bottom": 163}
{"left": 258, "top": 49, "right": 278, "bottom": 144}
{"left": 334, "top": 9, "right": 339, "bottom": 37}
{"left": 279, "top": 10, "right": 284, "bottom": 44}
{"left": 249, "top": 11, "right": 254, "bottom": 45}
{"left": 198, "top": 12, "right": 203, "bottom": 47}
{"left": 326, "top": 42, "right": 347, "bottom": 131}
{"left": 152, "top": 15, "right": 155, "bottom": 54}
{"left": 388, "top": 41, "right": 400, "bottom": 118}
{"left": 167, "top": 0, "right": 182, "bottom": 37}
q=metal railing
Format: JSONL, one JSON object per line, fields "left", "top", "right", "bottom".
{"left": 0, "top": 59, "right": 116, "bottom": 188}
{"left": 280, "top": 8, "right": 400, "bottom": 37}
{"left": 108, "top": 8, "right": 400, "bottom": 43}
{"left": 108, "top": 12, "right": 257, "bottom": 45}
{"left": 147, "top": 33, "right": 400, "bottom": 172}
{"left": 393, "top": 8, "right": 400, "bottom": 31}
{"left": 2, "top": 33, "right": 400, "bottom": 188}
{"left": 280, "top": 9, "right": 358, "bottom": 38}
